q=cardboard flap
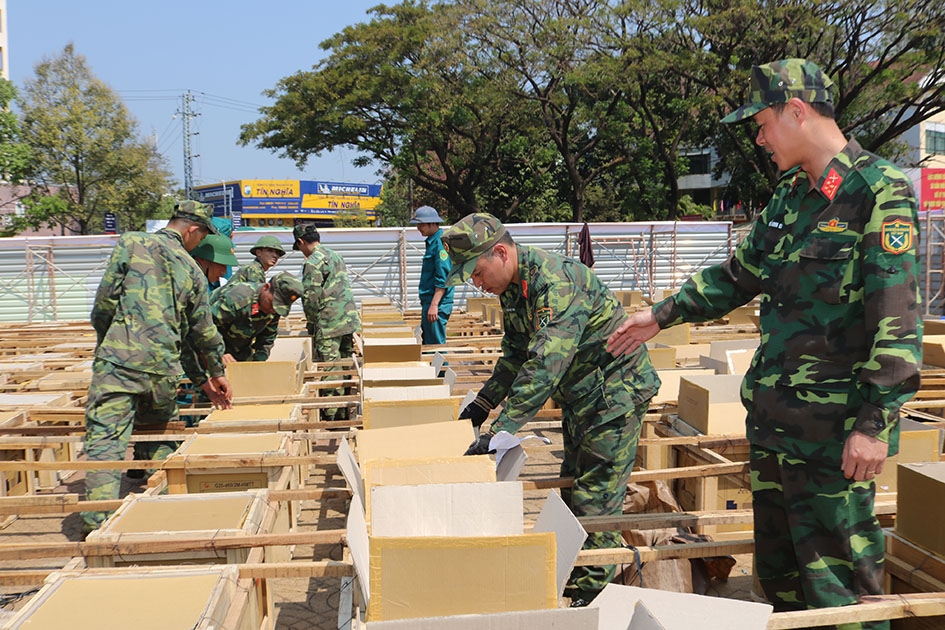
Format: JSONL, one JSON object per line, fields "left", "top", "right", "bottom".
{"left": 496, "top": 445, "right": 527, "bottom": 482}
{"left": 532, "top": 490, "right": 587, "bottom": 597}
{"left": 629, "top": 601, "right": 667, "bottom": 630}
{"left": 371, "top": 482, "right": 524, "bottom": 537}
{"left": 356, "top": 421, "right": 472, "bottom": 462}
{"left": 590, "top": 584, "right": 772, "bottom": 630}
{"left": 336, "top": 438, "right": 365, "bottom": 507}
{"left": 443, "top": 367, "right": 457, "bottom": 391}
{"left": 346, "top": 494, "right": 371, "bottom": 607}
{"left": 362, "top": 607, "right": 598, "bottom": 629}
{"left": 431, "top": 352, "right": 445, "bottom": 375}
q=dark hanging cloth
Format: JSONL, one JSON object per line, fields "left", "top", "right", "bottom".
{"left": 578, "top": 222, "right": 595, "bottom": 268}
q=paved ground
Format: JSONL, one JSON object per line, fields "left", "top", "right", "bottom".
{"left": 0, "top": 427, "right": 756, "bottom": 628}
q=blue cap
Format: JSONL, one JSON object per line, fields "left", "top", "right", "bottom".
{"left": 409, "top": 206, "right": 445, "bottom": 224}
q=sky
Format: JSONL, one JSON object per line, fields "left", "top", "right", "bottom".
{"left": 6, "top": 1, "right": 384, "bottom": 191}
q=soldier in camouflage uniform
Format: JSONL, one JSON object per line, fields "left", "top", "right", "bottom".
{"left": 230, "top": 235, "right": 287, "bottom": 284}
{"left": 608, "top": 59, "right": 922, "bottom": 629}
{"left": 294, "top": 223, "right": 361, "bottom": 420}
{"left": 444, "top": 213, "right": 660, "bottom": 606}
{"left": 210, "top": 271, "right": 304, "bottom": 363}
{"left": 83, "top": 201, "right": 232, "bottom": 533}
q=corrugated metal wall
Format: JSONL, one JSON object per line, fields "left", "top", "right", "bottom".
{"left": 0, "top": 222, "right": 737, "bottom": 323}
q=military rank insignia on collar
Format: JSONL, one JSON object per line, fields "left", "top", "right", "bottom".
{"left": 881, "top": 220, "right": 913, "bottom": 254}
{"left": 817, "top": 218, "right": 848, "bottom": 233}
{"left": 251, "top": 303, "right": 260, "bottom": 316}
{"left": 820, "top": 168, "right": 843, "bottom": 201}
{"left": 536, "top": 306, "right": 553, "bottom": 330}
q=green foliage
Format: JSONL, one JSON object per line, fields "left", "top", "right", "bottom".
{"left": 332, "top": 204, "right": 375, "bottom": 228}
{"left": 0, "top": 79, "right": 34, "bottom": 186}
{"left": 242, "top": 0, "right": 945, "bottom": 224}
{"left": 17, "top": 44, "right": 174, "bottom": 235}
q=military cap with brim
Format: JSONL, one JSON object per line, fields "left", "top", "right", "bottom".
{"left": 250, "top": 235, "right": 287, "bottom": 256}
{"left": 269, "top": 272, "right": 304, "bottom": 317}
{"left": 173, "top": 200, "right": 219, "bottom": 235}
{"left": 721, "top": 58, "right": 835, "bottom": 124}
{"left": 292, "top": 223, "right": 319, "bottom": 251}
{"left": 442, "top": 213, "right": 507, "bottom": 286}
{"left": 190, "top": 233, "right": 239, "bottom": 266}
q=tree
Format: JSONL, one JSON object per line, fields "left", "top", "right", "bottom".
{"left": 17, "top": 44, "right": 173, "bottom": 235}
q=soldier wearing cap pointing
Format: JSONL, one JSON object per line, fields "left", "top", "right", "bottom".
{"left": 443, "top": 212, "right": 660, "bottom": 607}
{"left": 608, "top": 59, "right": 922, "bottom": 626}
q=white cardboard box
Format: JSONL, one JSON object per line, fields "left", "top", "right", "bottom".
{"left": 591, "top": 583, "right": 772, "bottom": 630}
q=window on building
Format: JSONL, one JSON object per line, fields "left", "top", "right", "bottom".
{"left": 928, "top": 122, "right": 945, "bottom": 156}
{"left": 686, "top": 153, "right": 712, "bottom": 175}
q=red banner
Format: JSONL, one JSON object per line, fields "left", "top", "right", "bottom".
{"left": 922, "top": 168, "right": 945, "bottom": 210}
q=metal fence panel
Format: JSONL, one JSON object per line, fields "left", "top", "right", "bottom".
{"left": 0, "top": 222, "right": 736, "bottom": 323}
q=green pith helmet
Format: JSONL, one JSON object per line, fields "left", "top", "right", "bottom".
{"left": 250, "top": 235, "right": 287, "bottom": 257}
{"left": 172, "top": 200, "right": 219, "bottom": 234}
{"left": 190, "top": 233, "right": 239, "bottom": 266}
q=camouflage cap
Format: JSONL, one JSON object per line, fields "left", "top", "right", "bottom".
{"left": 408, "top": 205, "right": 445, "bottom": 224}
{"left": 721, "top": 58, "right": 835, "bottom": 124}
{"left": 173, "top": 200, "right": 219, "bottom": 234}
{"left": 292, "top": 223, "right": 320, "bottom": 250}
{"left": 268, "top": 271, "right": 304, "bottom": 317}
{"left": 190, "top": 233, "right": 239, "bottom": 267}
{"left": 250, "top": 235, "right": 287, "bottom": 256}
{"left": 441, "top": 213, "right": 508, "bottom": 286}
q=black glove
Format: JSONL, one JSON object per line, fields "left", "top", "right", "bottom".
{"left": 459, "top": 394, "right": 493, "bottom": 428}
{"left": 464, "top": 432, "right": 495, "bottom": 456}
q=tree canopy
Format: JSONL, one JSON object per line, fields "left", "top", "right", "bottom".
{"left": 242, "top": 0, "right": 945, "bottom": 223}
{"left": 16, "top": 44, "right": 174, "bottom": 235}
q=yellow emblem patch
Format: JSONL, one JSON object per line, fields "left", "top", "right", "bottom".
{"left": 817, "top": 218, "right": 847, "bottom": 233}
{"left": 439, "top": 249, "right": 449, "bottom": 261}
{"left": 881, "top": 220, "right": 912, "bottom": 254}
{"left": 536, "top": 307, "right": 553, "bottom": 330}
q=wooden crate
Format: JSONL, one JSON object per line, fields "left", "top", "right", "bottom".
{"left": 3, "top": 565, "right": 269, "bottom": 630}
{"left": 361, "top": 397, "right": 461, "bottom": 430}
{"left": 86, "top": 490, "right": 272, "bottom": 567}
{"left": 884, "top": 529, "right": 945, "bottom": 630}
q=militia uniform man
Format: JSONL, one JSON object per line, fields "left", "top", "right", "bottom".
{"left": 409, "top": 205, "right": 454, "bottom": 344}
{"left": 83, "top": 200, "right": 231, "bottom": 533}
{"left": 230, "top": 235, "right": 287, "bottom": 284}
{"left": 608, "top": 59, "right": 922, "bottom": 628}
{"left": 294, "top": 223, "right": 361, "bottom": 420}
{"left": 211, "top": 271, "right": 304, "bottom": 363}
{"left": 445, "top": 213, "right": 660, "bottom": 606}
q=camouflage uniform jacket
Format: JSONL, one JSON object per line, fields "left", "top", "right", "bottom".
{"left": 654, "top": 139, "right": 922, "bottom": 462}
{"left": 209, "top": 281, "right": 280, "bottom": 362}
{"left": 229, "top": 259, "right": 266, "bottom": 285}
{"left": 91, "top": 228, "right": 226, "bottom": 379}
{"left": 482, "top": 245, "right": 660, "bottom": 437}
{"left": 301, "top": 245, "right": 360, "bottom": 339}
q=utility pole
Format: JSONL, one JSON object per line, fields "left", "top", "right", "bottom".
{"left": 179, "top": 91, "right": 199, "bottom": 200}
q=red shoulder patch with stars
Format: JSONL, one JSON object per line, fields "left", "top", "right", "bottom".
{"left": 820, "top": 168, "right": 843, "bottom": 201}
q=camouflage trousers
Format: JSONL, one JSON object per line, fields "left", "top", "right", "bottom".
{"left": 560, "top": 400, "right": 648, "bottom": 602}
{"left": 82, "top": 359, "right": 180, "bottom": 532}
{"left": 751, "top": 446, "right": 888, "bottom": 630}
{"left": 314, "top": 333, "right": 355, "bottom": 421}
